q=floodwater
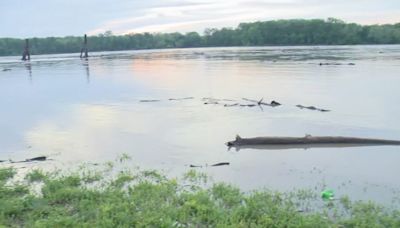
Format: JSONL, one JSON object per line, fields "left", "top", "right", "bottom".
{"left": 1, "top": 46, "right": 400, "bottom": 203}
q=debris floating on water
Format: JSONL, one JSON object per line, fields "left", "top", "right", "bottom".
{"left": 204, "top": 101, "right": 219, "bottom": 105}
{"left": 296, "top": 104, "right": 330, "bottom": 112}
{"left": 224, "top": 103, "right": 239, "bottom": 107}
{"left": 7, "top": 156, "right": 49, "bottom": 164}
{"left": 321, "top": 189, "right": 335, "bottom": 201}
{"left": 189, "top": 162, "right": 230, "bottom": 168}
{"left": 270, "top": 100, "right": 281, "bottom": 106}
{"left": 25, "top": 156, "right": 47, "bottom": 162}
{"left": 242, "top": 98, "right": 281, "bottom": 107}
{"left": 211, "top": 162, "right": 230, "bottom": 167}
{"left": 240, "top": 104, "right": 257, "bottom": 107}
{"left": 319, "top": 62, "right": 355, "bottom": 66}
{"left": 203, "top": 97, "right": 281, "bottom": 108}
{"left": 140, "top": 99, "right": 161, "bottom": 102}
{"left": 168, "top": 97, "right": 194, "bottom": 101}
{"left": 138, "top": 96, "right": 332, "bottom": 113}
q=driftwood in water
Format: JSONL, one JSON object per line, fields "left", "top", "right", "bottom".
{"left": 211, "top": 162, "right": 230, "bottom": 166}
{"left": 140, "top": 99, "right": 161, "bottom": 102}
{"left": 240, "top": 104, "right": 256, "bottom": 107}
{"left": 10, "top": 156, "right": 48, "bottom": 163}
{"left": 296, "top": 105, "right": 330, "bottom": 112}
{"left": 25, "top": 156, "right": 47, "bottom": 162}
{"left": 140, "top": 97, "right": 194, "bottom": 102}
{"left": 21, "top": 39, "right": 30, "bottom": 61}
{"left": 202, "top": 97, "right": 280, "bottom": 108}
{"left": 224, "top": 103, "right": 239, "bottom": 107}
{"left": 227, "top": 135, "right": 400, "bottom": 148}
{"left": 319, "top": 62, "right": 355, "bottom": 66}
{"left": 242, "top": 98, "right": 281, "bottom": 107}
{"left": 228, "top": 143, "right": 400, "bottom": 151}
{"left": 202, "top": 98, "right": 237, "bottom": 102}
{"left": 270, "top": 101, "right": 281, "bottom": 106}
{"left": 203, "top": 98, "right": 222, "bottom": 105}
{"left": 204, "top": 101, "right": 219, "bottom": 105}
{"left": 169, "top": 97, "right": 194, "bottom": 101}
{"left": 190, "top": 162, "right": 230, "bottom": 168}
{"left": 2, "top": 68, "right": 12, "bottom": 72}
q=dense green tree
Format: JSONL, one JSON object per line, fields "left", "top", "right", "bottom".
{"left": 0, "top": 18, "right": 399, "bottom": 56}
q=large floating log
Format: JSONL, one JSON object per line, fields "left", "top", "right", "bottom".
{"left": 227, "top": 135, "right": 400, "bottom": 148}
{"left": 228, "top": 143, "right": 400, "bottom": 151}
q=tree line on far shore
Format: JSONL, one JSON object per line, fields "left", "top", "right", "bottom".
{"left": 1, "top": 18, "right": 400, "bottom": 56}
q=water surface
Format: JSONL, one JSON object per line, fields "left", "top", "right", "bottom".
{"left": 1, "top": 46, "right": 400, "bottom": 203}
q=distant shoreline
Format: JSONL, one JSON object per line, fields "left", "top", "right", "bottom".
{"left": 1, "top": 18, "right": 399, "bottom": 57}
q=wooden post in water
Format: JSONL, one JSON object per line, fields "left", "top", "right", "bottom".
{"left": 21, "top": 39, "right": 30, "bottom": 61}
{"left": 80, "top": 34, "right": 88, "bottom": 58}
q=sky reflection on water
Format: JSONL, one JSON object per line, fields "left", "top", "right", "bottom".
{"left": 1, "top": 45, "right": 400, "bottom": 203}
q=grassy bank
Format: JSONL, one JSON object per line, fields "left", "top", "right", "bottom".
{"left": 1, "top": 159, "right": 399, "bottom": 227}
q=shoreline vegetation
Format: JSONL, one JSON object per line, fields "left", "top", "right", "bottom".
{"left": 1, "top": 18, "right": 400, "bottom": 57}
{"left": 1, "top": 156, "right": 399, "bottom": 227}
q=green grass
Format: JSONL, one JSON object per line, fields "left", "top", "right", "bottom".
{"left": 0, "top": 161, "right": 399, "bottom": 227}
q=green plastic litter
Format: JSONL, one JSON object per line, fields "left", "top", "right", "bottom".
{"left": 321, "top": 189, "right": 335, "bottom": 200}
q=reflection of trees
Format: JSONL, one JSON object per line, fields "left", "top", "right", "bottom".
{"left": 82, "top": 58, "right": 90, "bottom": 84}
{"left": 25, "top": 62, "right": 32, "bottom": 83}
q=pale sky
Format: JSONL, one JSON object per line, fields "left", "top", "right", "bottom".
{"left": 1, "top": 0, "right": 399, "bottom": 38}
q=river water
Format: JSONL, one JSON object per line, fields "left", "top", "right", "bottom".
{"left": 1, "top": 46, "right": 400, "bottom": 203}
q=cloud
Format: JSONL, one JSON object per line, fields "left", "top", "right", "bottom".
{"left": 88, "top": 0, "right": 320, "bottom": 35}
{"left": 1, "top": 0, "right": 399, "bottom": 37}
